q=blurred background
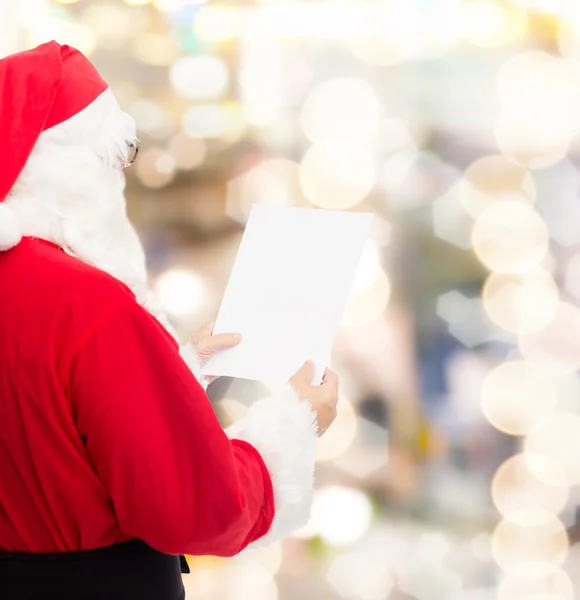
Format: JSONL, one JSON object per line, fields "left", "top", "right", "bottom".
{"left": 5, "top": 0, "right": 580, "bottom": 598}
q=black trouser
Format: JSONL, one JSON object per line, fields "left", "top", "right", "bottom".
{"left": 0, "top": 540, "right": 185, "bottom": 599}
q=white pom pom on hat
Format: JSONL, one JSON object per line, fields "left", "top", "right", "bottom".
{"left": 0, "top": 204, "right": 21, "bottom": 251}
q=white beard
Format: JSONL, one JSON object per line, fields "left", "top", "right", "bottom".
{"left": 7, "top": 89, "right": 182, "bottom": 344}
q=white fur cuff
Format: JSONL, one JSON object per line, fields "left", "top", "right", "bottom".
{"left": 227, "top": 384, "right": 318, "bottom": 546}
{"left": 0, "top": 203, "right": 22, "bottom": 251}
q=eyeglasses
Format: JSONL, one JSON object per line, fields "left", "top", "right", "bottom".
{"left": 121, "top": 137, "right": 140, "bottom": 169}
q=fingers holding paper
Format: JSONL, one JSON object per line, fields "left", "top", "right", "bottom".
{"left": 190, "top": 321, "right": 242, "bottom": 383}
{"left": 290, "top": 361, "right": 339, "bottom": 437}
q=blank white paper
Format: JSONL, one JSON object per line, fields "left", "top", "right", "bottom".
{"left": 201, "top": 204, "right": 373, "bottom": 385}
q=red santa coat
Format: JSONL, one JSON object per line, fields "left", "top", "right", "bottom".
{"left": 0, "top": 237, "right": 314, "bottom": 556}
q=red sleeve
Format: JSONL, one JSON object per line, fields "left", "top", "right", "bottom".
{"left": 68, "top": 298, "right": 275, "bottom": 557}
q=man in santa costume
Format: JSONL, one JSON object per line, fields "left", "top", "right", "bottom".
{"left": 0, "top": 41, "right": 339, "bottom": 599}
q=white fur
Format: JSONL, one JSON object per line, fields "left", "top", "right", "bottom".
{"left": 227, "top": 384, "right": 318, "bottom": 546}
{"left": 0, "top": 203, "right": 22, "bottom": 251}
{"left": 5, "top": 85, "right": 320, "bottom": 545}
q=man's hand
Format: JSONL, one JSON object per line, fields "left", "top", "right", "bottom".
{"left": 190, "top": 321, "right": 241, "bottom": 383}
{"left": 289, "top": 361, "right": 339, "bottom": 437}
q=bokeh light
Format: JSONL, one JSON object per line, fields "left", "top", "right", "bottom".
{"left": 491, "top": 515, "right": 569, "bottom": 573}
{"left": 497, "top": 51, "right": 580, "bottom": 132}
{"left": 524, "top": 413, "right": 580, "bottom": 486}
{"left": 491, "top": 453, "right": 569, "bottom": 527}
{"left": 226, "top": 159, "right": 300, "bottom": 225}
{"left": 493, "top": 52, "right": 579, "bottom": 170}
{"left": 133, "top": 34, "right": 178, "bottom": 66}
{"left": 458, "top": 154, "right": 536, "bottom": 218}
{"left": 300, "top": 78, "right": 381, "bottom": 146}
{"left": 471, "top": 202, "right": 550, "bottom": 274}
{"left": 182, "top": 103, "right": 246, "bottom": 141}
{"left": 518, "top": 302, "right": 580, "bottom": 376}
{"left": 154, "top": 268, "right": 207, "bottom": 317}
{"left": 480, "top": 361, "right": 558, "bottom": 436}
{"left": 461, "top": 0, "right": 527, "bottom": 47}
{"left": 495, "top": 111, "right": 572, "bottom": 170}
{"left": 299, "top": 143, "right": 376, "bottom": 209}
{"left": 170, "top": 56, "right": 229, "bottom": 101}
{"left": 225, "top": 564, "right": 278, "bottom": 600}
{"left": 482, "top": 268, "right": 559, "bottom": 335}
{"left": 135, "top": 148, "right": 176, "bottom": 189}
{"left": 497, "top": 566, "right": 574, "bottom": 600}
{"left": 310, "top": 486, "right": 373, "bottom": 547}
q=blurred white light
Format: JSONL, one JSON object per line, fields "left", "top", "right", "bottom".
{"left": 194, "top": 5, "right": 243, "bottom": 42}
{"left": 471, "top": 202, "right": 549, "bottom": 274}
{"left": 497, "top": 51, "right": 580, "bottom": 131}
{"left": 495, "top": 110, "right": 572, "bottom": 170}
{"left": 482, "top": 268, "right": 559, "bottom": 335}
{"left": 524, "top": 413, "right": 580, "bottom": 486}
{"left": 327, "top": 550, "right": 394, "bottom": 600}
{"left": 518, "top": 302, "right": 580, "bottom": 377}
{"left": 301, "top": 78, "right": 382, "bottom": 145}
{"left": 461, "top": 0, "right": 527, "bottom": 47}
{"left": 492, "top": 453, "right": 569, "bottom": 527}
{"left": 155, "top": 269, "right": 206, "bottom": 317}
{"left": 182, "top": 104, "right": 245, "bottom": 140}
{"left": 127, "top": 99, "right": 171, "bottom": 137}
{"left": 492, "top": 515, "right": 569, "bottom": 573}
{"left": 135, "top": 149, "right": 176, "bottom": 188}
{"left": 238, "top": 543, "right": 283, "bottom": 577}
{"left": 225, "top": 564, "right": 277, "bottom": 600}
{"left": 458, "top": 155, "right": 536, "bottom": 218}
{"left": 379, "top": 119, "right": 419, "bottom": 156}
{"left": 226, "top": 159, "right": 298, "bottom": 224}
{"left": 154, "top": 0, "right": 205, "bottom": 12}
{"left": 299, "top": 143, "right": 376, "bottom": 209}
{"left": 481, "top": 361, "right": 558, "bottom": 436}
{"left": 498, "top": 566, "right": 574, "bottom": 600}
{"left": 310, "top": 486, "right": 373, "bottom": 546}
{"left": 170, "top": 56, "right": 229, "bottom": 101}
{"left": 239, "top": 37, "right": 285, "bottom": 128}
{"left": 133, "top": 34, "right": 179, "bottom": 66}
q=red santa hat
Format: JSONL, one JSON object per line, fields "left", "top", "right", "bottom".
{"left": 0, "top": 41, "right": 108, "bottom": 251}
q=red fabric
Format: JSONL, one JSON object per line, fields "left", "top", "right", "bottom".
{"left": 0, "top": 238, "right": 274, "bottom": 555}
{"left": 0, "top": 41, "right": 108, "bottom": 202}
